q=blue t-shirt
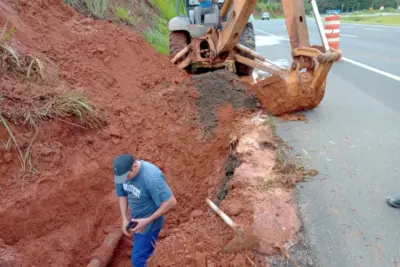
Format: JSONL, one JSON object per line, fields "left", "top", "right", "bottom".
{"left": 199, "top": 0, "right": 213, "bottom": 8}
{"left": 115, "top": 160, "right": 173, "bottom": 234}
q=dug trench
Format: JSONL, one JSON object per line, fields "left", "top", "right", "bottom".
{"left": 0, "top": 0, "right": 313, "bottom": 266}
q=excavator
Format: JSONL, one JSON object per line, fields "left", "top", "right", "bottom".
{"left": 168, "top": 0, "right": 340, "bottom": 116}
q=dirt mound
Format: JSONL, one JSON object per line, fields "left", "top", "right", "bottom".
{"left": 192, "top": 70, "right": 258, "bottom": 138}
{"left": 0, "top": 1, "right": 306, "bottom": 266}
{"left": 0, "top": 0, "right": 222, "bottom": 266}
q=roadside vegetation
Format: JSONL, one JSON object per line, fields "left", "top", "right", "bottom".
{"left": 63, "top": 0, "right": 182, "bottom": 55}
{"left": 0, "top": 22, "right": 102, "bottom": 175}
{"left": 341, "top": 15, "right": 400, "bottom": 25}
{"left": 256, "top": 1, "right": 312, "bottom": 18}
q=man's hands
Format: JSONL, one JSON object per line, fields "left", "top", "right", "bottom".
{"left": 122, "top": 218, "right": 131, "bottom": 237}
{"left": 130, "top": 218, "right": 151, "bottom": 233}
{"left": 122, "top": 217, "right": 151, "bottom": 236}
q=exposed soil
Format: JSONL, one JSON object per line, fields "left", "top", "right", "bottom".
{"left": 0, "top": 0, "right": 309, "bottom": 266}
{"left": 279, "top": 113, "right": 308, "bottom": 122}
{"left": 192, "top": 70, "right": 258, "bottom": 139}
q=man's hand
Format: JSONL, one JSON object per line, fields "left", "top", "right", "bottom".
{"left": 130, "top": 218, "right": 151, "bottom": 233}
{"left": 122, "top": 218, "right": 131, "bottom": 237}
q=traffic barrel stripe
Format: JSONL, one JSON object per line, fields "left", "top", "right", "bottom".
{"left": 324, "top": 14, "right": 342, "bottom": 61}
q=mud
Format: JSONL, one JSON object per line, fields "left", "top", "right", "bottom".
{"left": 267, "top": 234, "right": 315, "bottom": 267}
{"left": 251, "top": 71, "right": 326, "bottom": 116}
{"left": 279, "top": 113, "right": 308, "bottom": 122}
{"left": 192, "top": 70, "right": 258, "bottom": 139}
{"left": 216, "top": 154, "right": 241, "bottom": 202}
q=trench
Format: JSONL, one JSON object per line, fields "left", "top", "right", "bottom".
{"left": 216, "top": 154, "right": 241, "bottom": 204}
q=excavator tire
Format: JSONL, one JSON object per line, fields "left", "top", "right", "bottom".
{"left": 169, "top": 31, "right": 188, "bottom": 56}
{"left": 169, "top": 31, "right": 191, "bottom": 73}
{"left": 235, "top": 22, "right": 256, "bottom": 76}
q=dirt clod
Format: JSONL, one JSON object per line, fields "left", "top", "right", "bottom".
{"left": 190, "top": 209, "right": 204, "bottom": 219}
{"left": 3, "top": 153, "right": 12, "bottom": 163}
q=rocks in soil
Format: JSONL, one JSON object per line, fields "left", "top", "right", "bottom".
{"left": 190, "top": 209, "right": 204, "bottom": 219}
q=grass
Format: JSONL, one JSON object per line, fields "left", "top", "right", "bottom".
{"left": 341, "top": 15, "right": 400, "bottom": 25}
{"left": 142, "top": 15, "right": 171, "bottom": 55}
{"left": 28, "top": 92, "right": 103, "bottom": 129}
{"left": 86, "top": 0, "right": 109, "bottom": 19}
{"left": 0, "top": 22, "right": 102, "bottom": 176}
{"left": 0, "top": 113, "right": 38, "bottom": 173}
{"left": 116, "top": 7, "right": 136, "bottom": 25}
{"left": 256, "top": 1, "right": 312, "bottom": 18}
{"left": 63, "top": 0, "right": 173, "bottom": 55}
{"left": 0, "top": 91, "right": 102, "bottom": 174}
{"left": 151, "top": 0, "right": 178, "bottom": 20}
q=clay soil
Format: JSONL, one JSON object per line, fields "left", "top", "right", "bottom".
{"left": 0, "top": 0, "right": 307, "bottom": 266}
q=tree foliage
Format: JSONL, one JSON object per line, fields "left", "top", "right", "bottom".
{"left": 257, "top": 0, "right": 399, "bottom": 14}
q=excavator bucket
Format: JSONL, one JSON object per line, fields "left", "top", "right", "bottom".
{"left": 247, "top": 0, "right": 339, "bottom": 116}
{"left": 234, "top": 42, "right": 338, "bottom": 116}
{"left": 251, "top": 70, "right": 326, "bottom": 116}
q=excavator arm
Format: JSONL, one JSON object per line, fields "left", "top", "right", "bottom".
{"left": 171, "top": 0, "right": 340, "bottom": 116}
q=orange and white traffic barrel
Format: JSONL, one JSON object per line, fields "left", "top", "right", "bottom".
{"left": 324, "top": 14, "right": 342, "bottom": 61}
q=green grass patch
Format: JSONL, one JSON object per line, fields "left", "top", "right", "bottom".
{"left": 341, "top": 15, "right": 400, "bottom": 26}
{"left": 151, "top": 0, "right": 177, "bottom": 20}
{"left": 143, "top": 26, "right": 169, "bottom": 55}
{"left": 86, "top": 0, "right": 109, "bottom": 19}
{"left": 143, "top": 0, "right": 182, "bottom": 55}
{"left": 256, "top": 1, "right": 312, "bottom": 17}
{"left": 116, "top": 7, "right": 135, "bottom": 25}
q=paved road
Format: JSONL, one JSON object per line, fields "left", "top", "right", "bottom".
{"left": 253, "top": 18, "right": 400, "bottom": 267}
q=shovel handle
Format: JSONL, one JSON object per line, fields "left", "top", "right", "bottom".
{"left": 206, "top": 198, "right": 236, "bottom": 229}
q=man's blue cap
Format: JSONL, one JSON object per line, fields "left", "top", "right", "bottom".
{"left": 113, "top": 154, "right": 135, "bottom": 184}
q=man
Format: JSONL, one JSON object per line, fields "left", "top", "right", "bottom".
{"left": 194, "top": 0, "right": 219, "bottom": 25}
{"left": 386, "top": 196, "right": 400, "bottom": 208}
{"left": 114, "top": 154, "right": 177, "bottom": 266}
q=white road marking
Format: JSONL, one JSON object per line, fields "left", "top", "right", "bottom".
{"left": 341, "top": 22, "right": 400, "bottom": 29}
{"left": 364, "top": 27, "right": 381, "bottom": 31}
{"left": 281, "top": 25, "right": 286, "bottom": 28}
{"left": 255, "top": 35, "right": 283, "bottom": 46}
{"left": 342, "top": 57, "right": 400, "bottom": 82}
{"left": 255, "top": 29, "right": 400, "bottom": 82}
{"left": 341, "top": 26, "right": 354, "bottom": 29}
{"left": 341, "top": 34, "right": 358, "bottom": 38}
{"left": 255, "top": 29, "right": 289, "bottom": 40}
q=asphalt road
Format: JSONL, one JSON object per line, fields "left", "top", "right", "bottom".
{"left": 253, "top": 18, "right": 400, "bottom": 267}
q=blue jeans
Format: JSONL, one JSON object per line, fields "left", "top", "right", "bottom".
{"left": 131, "top": 230, "right": 161, "bottom": 267}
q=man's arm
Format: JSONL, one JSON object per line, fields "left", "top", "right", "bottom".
{"left": 131, "top": 195, "right": 177, "bottom": 233}
{"left": 116, "top": 184, "right": 131, "bottom": 236}
{"left": 146, "top": 195, "right": 177, "bottom": 223}
{"left": 118, "top": 196, "right": 129, "bottom": 221}
{"left": 131, "top": 172, "right": 177, "bottom": 232}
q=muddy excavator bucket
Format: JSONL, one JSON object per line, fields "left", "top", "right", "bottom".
{"left": 249, "top": 47, "right": 337, "bottom": 116}
{"left": 235, "top": 42, "right": 338, "bottom": 116}
{"left": 252, "top": 71, "right": 326, "bottom": 116}
{"left": 246, "top": 0, "right": 339, "bottom": 116}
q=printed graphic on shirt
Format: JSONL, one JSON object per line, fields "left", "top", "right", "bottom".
{"left": 123, "top": 183, "right": 141, "bottom": 199}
